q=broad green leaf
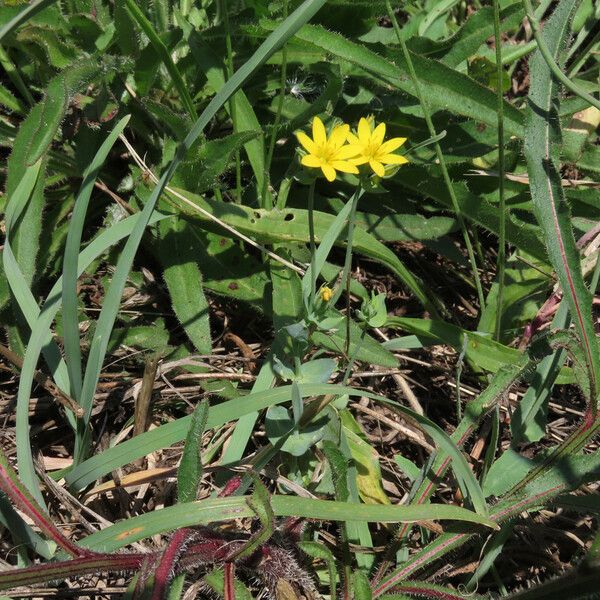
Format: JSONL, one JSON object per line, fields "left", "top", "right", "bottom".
{"left": 391, "top": 167, "right": 547, "bottom": 261}
{"left": 175, "top": 131, "right": 261, "bottom": 195}
{"left": 340, "top": 412, "right": 390, "bottom": 505}
{"left": 158, "top": 217, "right": 212, "bottom": 354}
{"left": 385, "top": 317, "right": 519, "bottom": 372}
{"left": 0, "top": 0, "right": 58, "bottom": 43}
{"left": 6, "top": 58, "right": 103, "bottom": 289}
{"left": 271, "top": 255, "right": 303, "bottom": 330}
{"left": 260, "top": 22, "right": 524, "bottom": 136}
{"left": 189, "top": 33, "right": 266, "bottom": 195}
{"left": 192, "top": 230, "right": 270, "bottom": 313}
{"left": 124, "top": 0, "right": 197, "bottom": 119}
{"left": 16, "top": 24, "right": 77, "bottom": 67}
{"left": 265, "top": 404, "right": 328, "bottom": 455}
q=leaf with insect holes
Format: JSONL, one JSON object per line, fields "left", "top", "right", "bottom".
{"left": 169, "top": 188, "right": 439, "bottom": 318}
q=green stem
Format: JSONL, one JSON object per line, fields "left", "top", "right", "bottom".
{"left": 522, "top": 0, "right": 600, "bottom": 112}
{"left": 385, "top": 0, "right": 485, "bottom": 310}
{"left": 221, "top": 0, "right": 242, "bottom": 203}
{"left": 263, "top": 0, "right": 289, "bottom": 209}
{"left": 330, "top": 186, "right": 361, "bottom": 357}
{"left": 308, "top": 179, "right": 317, "bottom": 308}
{"left": 342, "top": 327, "right": 366, "bottom": 384}
{"left": 493, "top": 0, "right": 506, "bottom": 341}
{"left": 0, "top": 46, "right": 34, "bottom": 106}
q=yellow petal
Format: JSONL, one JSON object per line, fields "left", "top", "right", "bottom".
{"left": 336, "top": 144, "right": 362, "bottom": 160}
{"left": 349, "top": 156, "right": 369, "bottom": 165}
{"left": 380, "top": 153, "right": 409, "bottom": 165}
{"left": 301, "top": 154, "right": 322, "bottom": 168}
{"left": 347, "top": 132, "right": 361, "bottom": 146}
{"left": 330, "top": 123, "right": 349, "bottom": 149}
{"left": 296, "top": 131, "right": 318, "bottom": 154}
{"left": 357, "top": 117, "right": 372, "bottom": 144}
{"left": 372, "top": 122, "right": 386, "bottom": 147}
{"left": 369, "top": 159, "right": 385, "bottom": 177}
{"left": 312, "top": 116, "right": 327, "bottom": 146}
{"left": 331, "top": 160, "right": 359, "bottom": 174}
{"left": 379, "top": 137, "right": 407, "bottom": 155}
{"left": 321, "top": 163, "right": 336, "bottom": 182}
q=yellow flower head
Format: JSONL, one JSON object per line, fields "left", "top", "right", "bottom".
{"left": 319, "top": 286, "right": 333, "bottom": 302}
{"left": 346, "top": 117, "right": 409, "bottom": 177}
{"left": 296, "top": 116, "right": 359, "bottom": 182}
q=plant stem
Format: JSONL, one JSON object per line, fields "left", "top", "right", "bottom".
{"left": 522, "top": 0, "right": 600, "bottom": 112}
{"left": 385, "top": 0, "right": 485, "bottom": 310}
{"left": 331, "top": 187, "right": 361, "bottom": 357}
{"left": 263, "top": 0, "right": 289, "bottom": 209}
{"left": 221, "top": 0, "right": 242, "bottom": 203}
{"left": 0, "top": 46, "right": 34, "bottom": 106}
{"left": 493, "top": 0, "right": 506, "bottom": 341}
{"left": 308, "top": 179, "right": 317, "bottom": 308}
{"left": 342, "top": 327, "right": 366, "bottom": 384}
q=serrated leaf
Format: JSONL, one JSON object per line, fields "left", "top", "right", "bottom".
{"left": 523, "top": 0, "right": 600, "bottom": 404}
{"left": 178, "top": 401, "right": 209, "bottom": 503}
{"left": 178, "top": 130, "right": 261, "bottom": 195}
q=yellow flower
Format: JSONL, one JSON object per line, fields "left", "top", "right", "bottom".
{"left": 319, "top": 286, "right": 333, "bottom": 302}
{"left": 346, "top": 117, "right": 409, "bottom": 177}
{"left": 296, "top": 116, "right": 359, "bottom": 182}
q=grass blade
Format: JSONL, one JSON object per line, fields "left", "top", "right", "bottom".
{"left": 124, "top": 0, "right": 197, "bottom": 120}
{"left": 78, "top": 496, "right": 496, "bottom": 553}
{"left": 62, "top": 116, "right": 131, "bottom": 403}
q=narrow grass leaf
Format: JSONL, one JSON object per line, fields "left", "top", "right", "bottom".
{"left": 62, "top": 115, "right": 131, "bottom": 402}
{"left": 78, "top": 496, "right": 496, "bottom": 553}
{"left": 158, "top": 218, "right": 212, "bottom": 354}
{"left": 124, "top": 0, "right": 197, "bottom": 119}
{"left": 66, "top": 382, "right": 488, "bottom": 519}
